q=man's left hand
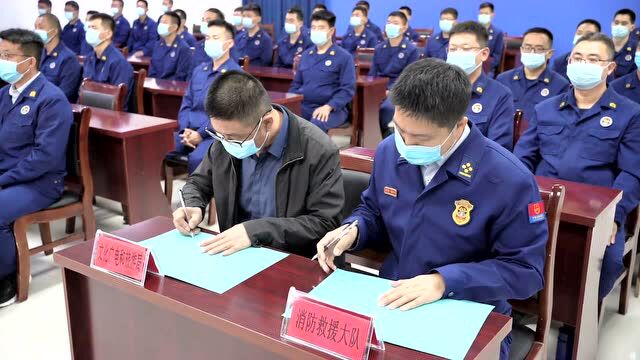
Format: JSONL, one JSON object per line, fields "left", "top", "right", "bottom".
{"left": 312, "top": 105, "right": 332, "bottom": 122}
{"left": 133, "top": 50, "right": 145, "bottom": 58}
{"left": 199, "top": 224, "right": 251, "bottom": 256}
{"left": 378, "top": 274, "right": 446, "bottom": 311}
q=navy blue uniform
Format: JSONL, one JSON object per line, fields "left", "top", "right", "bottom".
{"left": 551, "top": 51, "right": 570, "bottom": 81}
{"left": 178, "top": 28, "right": 197, "bottom": 47}
{"left": 613, "top": 37, "right": 638, "bottom": 79}
{"left": 346, "top": 123, "right": 547, "bottom": 360}
{"left": 515, "top": 87, "right": 640, "bottom": 299}
{"left": 235, "top": 28, "right": 273, "bottom": 66}
{"left": 289, "top": 44, "right": 356, "bottom": 132}
{"left": 611, "top": 71, "right": 640, "bottom": 104}
{"left": 341, "top": 27, "right": 378, "bottom": 56}
{"left": 496, "top": 66, "right": 570, "bottom": 120}
{"left": 40, "top": 42, "right": 83, "bottom": 103}
{"left": 61, "top": 19, "right": 85, "bottom": 54}
{"left": 176, "top": 58, "right": 243, "bottom": 172}
{"left": 423, "top": 32, "right": 449, "bottom": 61}
{"left": 487, "top": 25, "right": 505, "bottom": 75}
{"left": 83, "top": 44, "right": 134, "bottom": 111}
{"left": 113, "top": 15, "right": 130, "bottom": 48}
{"left": 190, "top": 39, "right": 208, "bottom": 75}
{"left": 274, "top": 32, "right": 312, "bottom": 68}
{"left": 128, "top": 17, "right": 157, "bottom": 56}
{"left": 80, "top": 38, "right": 93, "bottom": 56}
{"left": 404, "top": 26, "right": 421, "bottom": 42}
{"left": 365, "top": 21, "right": 383, "bottom": 41}
{"left": 0, "top": 74, "right": 73, "bottom": 279}
{"left": 149, "top": 37, "right": 192, "bottom": 81}
{"left": 466, "top": 73, "right": 515, "bottom": 150}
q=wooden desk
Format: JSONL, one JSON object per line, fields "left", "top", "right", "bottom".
{"left": 54, "top": 216, "right": 511, "bottom": 360}
{"left": 76, "top": 104, "right": 176, "bottom": 224}
{"left": 128, "top": 55, "right": 151, "bottom": 72}
{"left": 338, "top": 147, "right": 622, "bottom": 360}
{"left": 247, "top": 66, "right": 388, "bottom": 148}
{"left": 142, "top": 78, "right": 304, "bottom": 120}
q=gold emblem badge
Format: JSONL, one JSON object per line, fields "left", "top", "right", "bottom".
{"left": 452, "top": 199, "right": 474, "bottom": 226}
{"left": 600, "top": 116, "right": 613, "bottom": 128}
{"left": 540, "top": 88, "right": 549, "bottom": 97}
{"left": 472, "top": 103, "right": 483, "bottom": 113}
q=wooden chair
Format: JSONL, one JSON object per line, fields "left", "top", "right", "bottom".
{"left": 78, "top": 79, "right": 128, "bottom": 112}
{"left": 513, "top": 110, "right": 529, "bottom": 148}
{"left": 13, "top": 106, "right": 96, "bottom": 302}
{"left": 328, "top": 65, "right": 360, "bottom": 148}
{"left": 483, "top": 42, "right": 507, "bottom": 77}
{"left": 261, "top": 23, "right": 275, "bottom": 39}
{"left": 355, "top": 48, "right": 375, "bottom": 76}
{"left": 504, "top": 35, "right": 524, "bottom": 72}
{"left": 292, "top": 54, "right": 302, "bottom": 75}
{"left": 129, "top": 69, "right": 147, "bottom": 115}
{"left": 413, "top": 28, "right": 433, "bottom": 48}
{"left": 240, "top": 56, "right": 250, "bottom": 70}
{"left": 271, "top": 44, "right": 279, "bottom": 66}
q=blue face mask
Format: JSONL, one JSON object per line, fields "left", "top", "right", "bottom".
{"left": 310, "top": 30, "right": 328, "bottom": 46}
{"left": 209, "top": 116, "right": 270, "bottom": 160}
{"left": 284, "top": 23, "right": 297, "bottom": 34}
{"left": 136, "top": 7, "right": 146, "bottom": 17}
{"left": 520, "top": 52, "right": 547, "bottom": 69}
{"left": 478, "top": 14, "right": 491, "bottom": 25}
{"left": 161, "top": 5, "right": 170, "bottom": 13}
{"left": 35, "top": 29, "right": 52, "bottom": 44}
{"left": 635, "top": 52, "right": 640, "bottom": 69}
{"left": 83, "top": 23, "right": 89, "bottom": 32}
{"left": 611, "top": 25, "right": 630, "bottom": 38}
{"left": 65, "top": 11, "right": 74, "bottom": 21}
{"left": 0, "top": 58, "right": 30, "bottom": 84}
{"left": 439, "top": 19, "right": 454, "bottom": 33}
{"left": 205, "top": 40, "right": 225, "bottom": 60}
{"left": 385, "top": 24, "right": 401, "bottom": 39}
{"left": 85, "top": 28, "right": 102, "bottom": 47}
{"left": 242, "top": 17, "right": 255, "bottom": 29}
{"left": 110, "top": 7, "right": 120, "bottom": 16}
{"left": 38, "top": 8, "right": 47, "bottom": 15}
{"left": 394, "top": 126, "right": 456, "bottom": 166}
{"left": 350, "top": 16, "right": 362, "bottom": 27}
{"left": 157, "top": 23, "right": 171, "bottom": 37}
{"left": 446, "top": 51, "right": 480, "bottom": 75}
{"left": 232, "top": 15, "right": 242, "bottom": 26}
{"left": 566, "top": 62, "right": 607, "bottom": 90}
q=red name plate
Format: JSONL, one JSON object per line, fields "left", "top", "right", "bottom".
{"left": 90, "top": 230, "right": 155, "bottom": 284}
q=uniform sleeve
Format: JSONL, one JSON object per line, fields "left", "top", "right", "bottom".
{"left": 274, "top": 42, "right": 283, "bottom": 68}
{"left": 260, "top": 34, "right": 273, "bottom": 66}
{"left": 407, "top": 47, "right": 420, "bottom": 64}
{"left": 148, "top": 51, "right": 158, "bottom": 78}
{"left": 288, "top": 62, "right": 304, "bottom": 94}
{"left": 0, "top": 97, "right": 73, "bottom": 187}
{"left": 368, "top": 50, "right": 380, "bottom": 77}
{"left": 613, "top": 112, "right": 640, "bottom": 225}
{"left": 486, "top": 89, "right": 515, "bottom": 150}
{"left": 59, "top": 57, "right": 83, "bottom": 102}
{"left": 513, "top": 109, "right": 542, "bottom": 172}
{"left": 115, "top": 21, "right": 130, "bottom": 48}
{"left": 491, "top": 31, "right": 504, "bottom": 70}
{"left": 142, "top": 23, "right": 158, "bottom": 56}
{"left": 111, "top": 60, "right": 134, "bottom": 105}
{"left": 326, "top": 55, "right": 356, "bottom": 111}
{"left": 126, "top": 27, "right": 134, "bottom": 51}
{"left": 177, "top": 73, "right": 196, "bottom": 133}
{"left": 435, "top": 175, "right": 547, "bottom": 303}
{"left": 366, "top": 36, "right": 377, "bottom": 48}
{"left": 175, "top": 46, "right": 193, "bottom": 81}
{"left": 423, "top": 42, "right": 432, "bottom": 58}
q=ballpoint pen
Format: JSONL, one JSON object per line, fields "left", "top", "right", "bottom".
{"left": 312, "top": 220, "right": 359, "bottom": 261}
{"left": 179, "top": 189, "right": 194, "bottom": 238}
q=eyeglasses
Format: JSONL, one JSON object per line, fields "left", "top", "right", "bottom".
{"left": 206, "top": 108, "right": 272, "bottom": 147}
{"left": 568, "top": 56, "right": 611, "bottom": 65}
{"left": 447, "top": 46, "right": 481, "bottom": 53}
{"left": 520, "top": 45, "right": 548, "bottom": 54}
{"left": 0, "top": 52, "right": 28, "bottom": 61}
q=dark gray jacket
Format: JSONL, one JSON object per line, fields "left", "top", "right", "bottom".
{"left": 182, "top": 106, "right": 344, "bottom": 257}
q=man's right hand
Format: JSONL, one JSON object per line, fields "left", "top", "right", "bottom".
{"left": 316, "top": 224, "right": 358, "bottom": 273}
{"left": 172, "top": 207, "right": 203, "bottom": 236}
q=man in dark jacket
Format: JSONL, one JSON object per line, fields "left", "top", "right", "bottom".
{"left": 174, "top": 71, "right": 344, "bottom": 258}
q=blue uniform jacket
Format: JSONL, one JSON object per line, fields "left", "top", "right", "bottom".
{"left": 613, "top": 36, "right": 638, "bottom": 79}
{"left": 274, "top": 32, "right": 312, "bottom": 68}
{"left": 467, "top": 73, "right": 515, "bottom": 150}
{"left": 0, "top": 74, "right": 72, "bottom": 197}
{"left": 40, "top": 42, "right": 82, "bottom": 103}
{"left": 289, "top": 44, "right": 356, "bottom": 112}
{"left": 369, "top": 38, "right": 420, "bottom": 89}
{"left": 190, "top": 39, "right": 209, "bottom": 76}
{"left": 341, "top": 27, "right": 378, "bottom": 56}
{"left": 345, "top": 123, "right": 547, "bottom": 317}
{"left": 496, "top": 66, "right": 570, "bottom": 119}
{"left": 514, "top": 87, "right": 640, "bottom": 226}
{"left": 61, "top": 20, "right": 85, "bottom": 54}
{"left": 80, "top": 39, "right": 93, "bottom": 56}
{"left": 551, "top": 51, "right": 570, "bottom": 81}
{"left": 611, "top": 71, "right": 640, "bottom": 104}
{"left": 128, "top": 17, "right": 158, "bottom": 56}
{"left": 365, "top": 21, "right": 383, "bottom": 41}
{"left": 404, "top": 26, "right": 421, "bottom": 42}
{"left": 423, "top": 32, "right": 449, "bottom": 61}
{"left": 149, "top": 37, "right": 192, "bottom": 81}
{"left": 487, "top": 25, "right": 504, "bottom": 72}
{"left": 113, "top": 15, "right": 130, "bottom": 48}
{"left": 178, "top": 28, "right": 197, "bottom": 48}
{"left": 83, "top": 44, "right": 134, "bottom": 110}
{"left": 234, "top": 28, "right": 273, "bottom": 66}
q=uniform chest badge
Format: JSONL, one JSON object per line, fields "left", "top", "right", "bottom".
{"left": 360, "top": 39, "right": 366, "bottom": 45}
{"left": 398, "top": 52, "right": 405, "bottom": 59}
{"left": 489, "top": 35, "right": 493, "bottom": 40}
{"left": 72, "top": 28, "right": 77, "bottom": 32}
{"left": 20, "top": 105, "right": 30, "bottom": 115}
{"left": 600, "top": 116, "right": 613, "bottom": 128}
{"left": 254, "top": 40, "right": 260, "bottom": 45}
{"left": 625, "top": 54, "right": 632, "bottom": 61}
{"left": 144, "top": 26, "right": 148, "bottom": 30}
{"left": 297, "top": 47, "right": 303, "bottom": 53}
{"left": 452, "top": 199, "right": 473, "bottom": 226}
{"left": 116, "top": 21, "right": 120, "bottom": 25}
{"left": 49, "top": 62, "right": 56, "bottom": 69}
{"left": 170, "top": 51, "right": 175, "bottom": 57}
{"left": 540, "top": 88, "right": 549, "bottom": 97}
{"left": 383, "top": 186, "right": 398, "bottom": 198}
{"left": 471, "top": 103, "right": 483, "bottom": 113}
{"left": 325, "top": 60, "right": 332, "bottom": 66}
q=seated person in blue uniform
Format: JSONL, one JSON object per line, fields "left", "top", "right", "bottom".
{"left": 83, "top": 13, "right": 134, "bottom": 111}
{"left": 110, "top": 0, "right": 130, "bottom": 48}
{"left": 497, "top": 27, "right": 570, "bottom": 120}
{"left": 611, "top": 41, "right": 640, "bottom": 104}
{"left": 515, "top": 32, "right": 640, "bottom": 303}
{"left": 0, "top": 29, "right": 73, "bottom": 308}
{"left": 235, "top": 4, "right": 273, "bottom": 66}
{"left": 316, "top": 59, "right": 547, "bottom": 360}
{"left": 399, "top": 6, "right": 420, "bottom": 42}
{"left": 148, "top": 11, "right": 192, "bottom": 81}
{"left": 175, "top": 19, "right": 241, "bottom": 173}
{"left": 611, "top": 9, "right": 638, "bottom": 79}
{"left": 274, "top": 7, "right": 312, "bottom": 69}
{"left": 37, "top": 0, "right": 51, "bottom": 15}
{"left": 232, "top": 6, "right": 244, "bottom": 35}
{"left": 191, "top": 8, "right": 225, "bottom": 75}
{"left": 174, "top": 9, "right": 197, "bottom": 48}
{"left": 35, "top": 14, "right": 82, "bottom": 103}
{"left": 446, "top": 21, "right": 515, "bottom": 150}
{"left": 175, "top": 71, "right": 344, "bottom": 258}
{"left": 355, "top": 0, "right": 383, "bottom": 40}
{"left": 477, "top": 2, "right": 504, "bottom": 77}
{"left": 341, "top": 6, "right": 378, "bottom": 56}
{"left": 289, "top": 10, "right": 356, "bottom": 133}
{"left": 161, "top": 0, "right": 173, "bottom": 13}
{"left": 128, "top": 0, "right": 157, "bottom": 58}
{"left": 372, "top": 11, "right": 420, "bottom": 136}
{"left": 424, "top": 7, "right": 458, "bottom": 61}
{"left": 551, "top": 19, "right": 600, "bottom": 81}
{"left": 80, "top": 11, "right": 99, "bottom": 55}
{"left": 60, "top": 1, "right": 84, "bottom": 54}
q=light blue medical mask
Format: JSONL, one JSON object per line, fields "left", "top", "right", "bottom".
{"left": 110, "top": 7, "right": 120, "bottom": 16}
{"left": 232, "top": 15, "right": 242, "bottom": 26}
{"left": 84, "top": 24, "right": 89, "bottom": 32}
{"left": 566, "top": 62, "right": 608, "bottom": 90}
{"left": 439, "top": 19, "right": 454, "bottom": 33}
{"left": 205, "top": 40, "right": 225, "bottom": 60}
{"left": 200, "top": 22, "right": 209, "bottom": 33}
{"left": 385, "top": 24, "right": 401, "bottom": 39}
{"left": 520, "top": 52, "right": 547, "bottom": 69}
{"left": 310, "top": 30, "right": 329, "bottom": 46}
{"left": 635, "top": 52, "right": 640, "bottom": 69}
{"left": 446, "top": 51, "right": 481, "bottom": 75}
{"left": 136, "top": 7, "right": 146, "bottom": 17}
{"left": 208, "top": 115, "right": 270, "bottom": 160}
{"left": 394, "top": 125, "right": 457, "bottom": 166}
{"left": 285, "top": 23, "right": 297, "bottom": 34}
{"left": 65, "top": 11, "right": 74, "bottom": 21}
{"left": 572, "top": 34, "right": 581, "bottom": 45}
{"left": 0, "top": 58, "right": 30, "bottom": 84}
{"left": 38, "top": 8, "right": 47, "bottom": 15}
{"left": 611, "top": 25, "right": 630, "bottom": 38}
{"left": 350, "top": 16, "right": 362, "bottom": 27}
{"left": 242, "top": 17, "right": 255, "bottom": 29}
{"left": 85, "top": 28, "right": 102, "bottom": 47}
{"left": 161, "top": 5, "right": 170, "bottom": 13}
{"left": 35, "top": 29, "right": 52, "bottom": 44}
{"left": 157, "top": 23, "right": 171, "bottom": 37}
{"left": 478, "top": 14, "right": 491, "bottom": 25}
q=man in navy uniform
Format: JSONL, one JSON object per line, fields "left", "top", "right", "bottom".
{"left": 191, "top": 8, "right": 225, "bottom": 75}
{"left": 232, "top": 6, "right": 244, "bottom": 35}
{"left": 317, "top": 59, "right": 547, "bottom": 360}
{"left": 341, "top": 6, "right": 378, "bottom": 56}
{"left": 175, "top": 19, "right": 241, "bottom": 173}
{"left": 83, "top": 13, "right": 134, "bottom": 110}
{"left": 174, "top": 9, "right": 197, "bottom": 48}
{"left": 235, "top": 4, "right": 272, "bottom": 66}
{"left": 515, "top": 32, "right": 640, "bottom": 303}
{"left": 0, "top": 29, "right": 73, "bottom": 307}
{"left": 611, "top": 9, "right": 638, "bottom": 79}
{"left": 149, "top": 11, "right": 191, "bottom": 81}
{"left": 497, "top": 27, "right": 570, "bottom": 120}
{"left": 37, "top": 0, "right": 51, "bottom": 15}
{"left": 161, "top": 0, "right": 172, "bottom": 13}
{"left": 289, "top": 10, "right": 356, "bottom": 133}
{"left": 110, "top": 0, "right": 130, "bottom": 48}
{"left": 128, "top": 0, "right": 157, "bottom": 58}
{"left": 398, "top": 6, "right": 420, "bottom": 42}
{"left": 477, "top": 2, "right": 504, "bottom": 77}
{"left": 36, "top": 14, "right": 82, "bottom": 102}
{"left": 371, "top": 11, "right": 420, "bottom": 136}
{"left": 355, "top": 1, "right": 383, "bottom": 40}
{"left": 60, "top": 1, "right": 84, "bottom": 54}
{"left": 80, "top": 11, "right": 98, "bottom": 56}
{"left": 611, "top": 41, "right": 640, "bottom": 104}
{"left": 446, "top": 21, "right": 515, "bottom": 150}
{"left": 424, "top": 7, "right": 458, "bottom": 61}
{"left": 551, "top": 19, "right": 600, "bottom": 81}
{"left": 274, "top": 7, "right": 311, "bottom": 69}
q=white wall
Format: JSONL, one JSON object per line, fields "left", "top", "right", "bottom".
{"left": 0, "top": 0, "right": 242, "bottom": 32}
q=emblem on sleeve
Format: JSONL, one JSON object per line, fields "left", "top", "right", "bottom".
{"left": 528, "top": 201, "right": 546, "bottom": 223}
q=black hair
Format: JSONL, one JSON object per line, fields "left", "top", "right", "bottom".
{"left": 614, "top": 9, "right": 636, "bottom": 24}
{"left": 86, "top": 10, "right": 98, "bottom": 17}
{"left": 390, "top": 59, "right": 471, "bottom": 129}
{"left": 65, "top": 1, "right": 79, "bottom": 10}
{"left": 112, "top": 0, "right": 124, "bottom": 6}
{"left": 234, "top": 6, "right": 244, "bottom": 13}
{"left": 207, "top": 19, "right": 235, "bottom": 39}
{"left": 450, "top": 21, "right": 489, "bottom": 48}
{"left": 243, "top": 3, "right": 262, "bottom": 17}
{"left": 356, "top": 1, "right": 370, "bottom": 10}
{"left": 136, "top": 0, "right": 149, "bottom": 8}
{"left": 38, "top": 0, "right": 52, "bottom": 6}
{"left": 577, "top": 19, "right": 601, "bottom": 32}
{"left": 165, "top": 0, "right": 173, "bottom": 4}
{"left": 313, "top": 4, "right": 327, "bottom": 11}
{"left": 524, "top": 27, "right": 554, "bottom": 46}
{"left": 206, "top": 8, "right": 225, "bottom": 21}
{"left": 0, "top": 29, "right": 44, "bottom": 68}
{"left": 479, "top": 2, "right": 494, "bottom": 11}
{"left": 575, "top": 32, "right": 615, "bottom": 60}
{"left": 352, "top": 6, "right": 368, "bottom": 18}
{"left": 311, "top": 10, "right": 336, "bottom": 28}
{"left": 89, "top": 13, "right": 115, "bottom": 33}
{"left": 388, "top": 11, "right": 407, "bottom": 25}
{"left": 161, "top": 11, "right": 181, "bottom": 27}
{"left": 206, "top": 71, "right": 271, "bottom": 123}
{"left": 399, "top": 6, "right": 412, "bottom": 16}
{"left": 174, "top": 9, "right": 186, "bottom": 21}
{"left": 287, "top": 7, "right": 304, "bottom": 22}
{"left": 40, "top": 13, "right": 62, "bottom": 35}
{"left": 441, "top": 7, "right": 458, "bottom": 19}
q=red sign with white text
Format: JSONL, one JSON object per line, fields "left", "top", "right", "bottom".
{"left": 91, "top": 230, "right": 150, "bottom": 282}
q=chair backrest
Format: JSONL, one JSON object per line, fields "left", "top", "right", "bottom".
{"left": 68, "top": 106, "right": 94, "bottom": 204}
{"left": 414, "top": 28, "right": 433, "bottom": 40}
{"left": 129, "top": 69, "right": 147, "bottom": 115}
{"left": 261, "top": 23, "right": 275, "bottom": 39}
{"left": 355, "top": 48, "right": 375, "bottom": 66}
{"left": 339, "top": 148, "right": 374, "bottom": 218}
{"left": 240, "top": 56, "right": 250, "bottom": 70}
{"left": 292, "top": 54, "right": 302, "bottom": 74}
{"left": 513, "top": 110, "right": 524, "bottom": 148}
{"left": 272, "top": 44, "right": 279, "bottom": 65}
{"left": 78, "top": 79, "right": 127, "bottom": 112}
{"left": 504, "top": 35, "right": 523, "bottom": 71}
{"left": 482, "top": 43, "right": 508, "bottom": 76}
{"left": 625, "top": 207, "right": 640, "bottom": 239}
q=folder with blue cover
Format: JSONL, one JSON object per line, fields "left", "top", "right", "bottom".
{"left": 140, "top": 230, "right": 288, "bottom": 294}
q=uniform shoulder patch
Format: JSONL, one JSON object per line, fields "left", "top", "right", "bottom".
{"left": 457, "top": 155, "right": 475, "bottom": 183}
{"left": 528, "top": 201, "right": 546, "bottom": 223}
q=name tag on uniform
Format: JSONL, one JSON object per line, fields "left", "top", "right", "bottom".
{"left": 528, "top": 201, "right": 546, "bottom": 223}
{"left": 383, "top": 186, "right": 398, "bottom": 198}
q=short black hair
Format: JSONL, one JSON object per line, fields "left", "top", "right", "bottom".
{"left": 450, "top": 21, "right": 489, "bottom": 48}
{"left": 206, "top": 8, "right": 225, "bottom": 21}
{"left": 388, "top": 11, "right": 407, "bottom": 25}
{"left": 287, "top": 7, "right": 304, "bottom": 22}
{"left": 207, "top": 19, "right": 235, "bottom": 39}
{"left": 441, "top": 7, "right": 458, "bottom": 19}
{"left": 356, "top": 1, "right": 370, "bottom": 10}
{"left": 86, "top": 10, "right": 98, "bottom": 17}
{"left": 390, "top": 59, "right": 470, "bottom": 129}
{"left": 575, "top": 32, "right": 615, "bottom": 60}
{"left": 206, "top": 71, "right": 272, "bottom": 124}
{"left": 40, "top": 13, "right": 62, "bottom": 35}
{"left": 244, "top": 3, "right": 262, "bottom": 17}
{"left": 161, "top": 11, "right": 181, "bottom": 27}
{"left": 112, "top": 0, "right": 124, "bottom": 6}
{"left": 352, "top": 6, "right": 368, "bottom": 17}
{"left": 311, "top": 10, "right": 336, "bottom": 28}
{"left": 313, "top": 4, "right": 327, "bottom": 11}
{"left": 89, "top": 13, "right": 115, "bottom": 33}
{"left": 174, "top": 9, "right": 186, "bottom": 21}
{"left": 234, "top": 6, "right": 244, "bottom": 12}
{"left": 614, "top": 9, "right": 636, "bottom": 23}
{"left": 65, "top": 1, "right": 79, "bottom": 10}
{"left": 399, "top": 6, "right": 412, "bottom": 16}
{"left": 479, "top": 2, "right": 494, "bottom": 11}
{"left": 577, "top": 19, "right": 601, "bottom": 32}
{"left": 523, "top": 27, "right": 554, "bottom": 46}
{"left": 0, "top": 29, "right": 44, "bottom": 68}
{"left": 137, "top": 0, "right": 148, "bottom": 8}
{"left": 38, "top": 0, "right": 52, "bottom": 6}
